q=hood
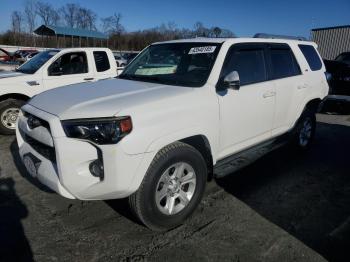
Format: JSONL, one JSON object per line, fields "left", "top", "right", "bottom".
{"left": 0, "top": 71, "right": 25, "bottom": 79}
{"left": 29, "top": 78, "right": 193, "bottom": 119}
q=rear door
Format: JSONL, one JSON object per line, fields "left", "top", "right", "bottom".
{"left": 265, "top": 43, "right": 303, "bottom": 136}
{"left": 92, "top": 51, "right": 116, "bottom": 80}
{"left": 43, "top": 51, "right": 93, "bottom": 89}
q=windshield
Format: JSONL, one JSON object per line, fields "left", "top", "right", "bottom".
{"left": 335, "top": 53, "right": 350, "bottom": 66}
{"left": 16, "top": 50, "right": 59, "bottom": 74}
{"left": 119, "top": 42, "right": 221, "bottom": 87}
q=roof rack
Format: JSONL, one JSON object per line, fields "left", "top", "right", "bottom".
{"left": 254, "top": 33, "right": 308, "bottom": 41}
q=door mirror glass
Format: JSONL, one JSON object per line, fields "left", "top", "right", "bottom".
{"left": 223, "top": 71, "right": 240, "bottom": 90}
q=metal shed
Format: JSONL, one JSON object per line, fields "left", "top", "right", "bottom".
{"left": 34, "top": 25, "right": 108, "bottom": 47}
{"left": 311, "top": 25, "right": 350, "bottom": 59}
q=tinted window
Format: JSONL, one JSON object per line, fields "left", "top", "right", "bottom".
{"left": 120, "top": 43, "right": 221, "bottom": 87}
{"left": 299, "top": 44, "right": 322, "bottom": 71}
{"left": 48, "top": 52, "right": 88, "bottom": 76}
{"left": 222, "top": 47, "right": 267, "bottom": 86}
{"left": 94, "top": 51, "right": 110, "bottom": 72}
{"left": 17, "top": 50, "right": 59, "bottom": 74}
{"left": 269, "top": 46, "right": 301, "bottom": 79}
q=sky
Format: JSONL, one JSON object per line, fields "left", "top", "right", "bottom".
{"left": 0, "top": 0, "right": 349, "bottom": 38}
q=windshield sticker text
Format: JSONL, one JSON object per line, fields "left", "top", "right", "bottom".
{"left": 188, "top": 46, "right": 216, "bottom": 55}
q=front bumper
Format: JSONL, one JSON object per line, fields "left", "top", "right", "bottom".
{"left": 16, "top": 104, "right": 149, "bottom": 200}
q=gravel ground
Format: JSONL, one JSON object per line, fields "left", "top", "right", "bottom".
{"left": 1, "top": 106, "right": 349, "bottom": 262}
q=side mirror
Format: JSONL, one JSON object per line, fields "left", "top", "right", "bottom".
{"left": 223, "top": 71, "right": 240, "bottom": 90}
{"left": 48, "top": 64, "right": 63, "bottom": 76}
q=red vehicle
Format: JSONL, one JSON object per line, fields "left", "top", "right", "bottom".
{"left": 0, "top": 48, "right": 11, "bottom": 62}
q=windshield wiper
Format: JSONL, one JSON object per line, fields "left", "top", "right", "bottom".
{"left": 119, "top": 74, "right": 163, "bottom": 83}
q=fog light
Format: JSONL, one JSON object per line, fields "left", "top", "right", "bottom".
{"left": 89, "top": 160, "right": 104, "bottom": 179}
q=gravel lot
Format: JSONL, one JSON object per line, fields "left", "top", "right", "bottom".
{"left": 1, "top": 104, "right": 349, "bottom": 262}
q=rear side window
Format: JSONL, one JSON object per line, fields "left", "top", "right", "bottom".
{"left": 222, "top": 47, "right": 267, "bottom": 86}
{"left": 269, "top": 45, "right": 301, "bottom": 79}
{"left": 298, "top": 45, "right": 322, "bottom": 71}
{"left": 93, "top": 51, "right": 110, "bottom": 72}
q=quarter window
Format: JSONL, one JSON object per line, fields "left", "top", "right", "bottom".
{"left": 298, "top": 44, "right": 322, "bottom": 71}
{"left": 269, "top": 46, "right": 301, "bottom": 79}
{"left": 222, "top": 47, "right": 267, "bottom": 86}
{"left": 94, "top": 51, "right": 110, "bottom": 72}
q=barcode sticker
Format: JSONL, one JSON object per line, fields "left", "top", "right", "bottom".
{"left": 188, "top": 46, "right": 216, "bottom": 55}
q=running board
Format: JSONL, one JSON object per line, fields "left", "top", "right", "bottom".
{"left": 214, "top": 135, "right": 289, "bottom": 178}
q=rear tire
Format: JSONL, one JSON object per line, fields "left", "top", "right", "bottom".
{"left": 129, "top": 142, "right": 207, "bottom": 231}
{"left": 0, "top": 99, "right": 25, "bottom": 135}
{"left": 292, "top": 109, "right": 316, "bottom": 150}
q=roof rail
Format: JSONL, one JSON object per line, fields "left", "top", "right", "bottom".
{"left": 254, "top": 33, "right": 308, "bottom": 41}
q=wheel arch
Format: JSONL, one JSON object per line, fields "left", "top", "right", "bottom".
{"left": 179, "top": 135, "right": 214, "bottom": 181}
{"left": 293, "top": 97, "right": 323, "bottom": 126}
{"left": 304, "top": 98, "right": 322, "bottom": 114}
{"left": 0, "top": 93, "right": 31, "bottom": 103}
{"left": 144, "top": 132, "right": 216, "bottom": 180}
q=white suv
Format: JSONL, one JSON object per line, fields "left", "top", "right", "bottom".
{"left": 16, "top": 37, "right": 329, "bottom": 231}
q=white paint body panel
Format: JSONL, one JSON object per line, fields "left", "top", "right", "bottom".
{"left": 16, "top": 38, "right": 329, "bottom": 200}
{"left": 0, "top": 48, "right": 118, "bottom": 99}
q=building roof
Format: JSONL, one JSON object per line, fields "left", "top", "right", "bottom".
{"left": 34, "top": 25, "right": 108, "bottom": 39}
{"left": 311, "top": 25, "right": 350, "bottom": 31}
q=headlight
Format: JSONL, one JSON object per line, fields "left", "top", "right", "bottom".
{"left": 62, "top": 117, "right": 132, "bottom": 145}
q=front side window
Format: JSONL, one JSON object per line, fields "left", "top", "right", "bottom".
{"left": 221, "top": 46, "right": 267, "bottom": 86}
{"left": 94, "top": 51, "right": 111, "bottom": 72}
{"left": 48, "top": 52, "right": 88, "bottom": 76}
{"left": 119, "top": 42, "right": 221, "bottom": 87}
{"left": 16, "top": 50, "right": 59, "bottom": 74}
{"left": 299, "top": 44, "right": 322, "bottom": 71}
{"left": 269, "top": 45, "right": 301, "bottom": 79}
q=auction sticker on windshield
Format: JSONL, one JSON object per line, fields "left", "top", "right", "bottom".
{"left": 188, "top": 46, "right": 216, "bottom": 54}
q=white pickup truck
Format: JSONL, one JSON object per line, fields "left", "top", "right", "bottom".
{"left": 17, "top": 37, "right": 329, "bottom": 231}
{"left": 0, "top": 48, "right": 117, "bottom": 134}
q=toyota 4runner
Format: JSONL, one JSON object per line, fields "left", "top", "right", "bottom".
{"left": 16, "top": 37, "right": 329, "bottom": 231}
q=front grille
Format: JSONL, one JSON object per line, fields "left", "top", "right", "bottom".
{"left": 20, "top": 111, "right": 56, "bottom": 163}
{"left": 22, "top": 132, "right": 56, "bottom": 163}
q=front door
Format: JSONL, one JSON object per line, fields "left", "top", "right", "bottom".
{"left": 217, "top": 43, "right": 275, "bottom": 159}
{"left": 43, "top": 51, "right": 93, "bottom": 89}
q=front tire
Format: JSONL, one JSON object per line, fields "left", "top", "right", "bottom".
{"left": 129, "top": 142, "right": 207, "bottom": 231}
{"left": 0, "top": 99, "right": 25, "bottom": 135}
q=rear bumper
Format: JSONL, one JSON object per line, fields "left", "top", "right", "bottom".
{"left": 16, "top": 104, "right": 151, "bottom": 200}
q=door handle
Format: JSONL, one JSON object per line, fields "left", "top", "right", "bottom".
{"left": 263, "top": 91, "right": 276, "bottom": 98}
{"left": 84, "top": 77, "right": 94, "bottom": 81}
{"left": 297, "top": 84, "right": 307, "bottom": 90}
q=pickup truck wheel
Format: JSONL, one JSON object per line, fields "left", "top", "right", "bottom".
{"left": 293, "top": 110, "right": 316, "bottom": 150}
{"left": 0, "top": 99, "right": 25, "bottom": 135}
{"left": 129, "top": 142, "right": 207, "bottom": 231}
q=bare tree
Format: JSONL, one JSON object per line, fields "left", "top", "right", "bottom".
{"left": 194, "top": 22, "right": 209, "bottom": 37}
{"left": 60, "top": 3, "right": 79, "bottom": 28}
{"left": 24, "top": 0, "right": 37, "bottom": 45}
{"left": 11, "top": 11, "right": 24, "bottom": 44}
{"left": 25, "top": 0, "right": 37, "bottom": 33}
{"left": 212, "top": 27, "right": 222, "bottom": 38}
{"left": 101, "top": 13, "right": 124, "bottom": 35}
{"left": 76, "top": 7, "right": 97, "bottom": 30}
{"left": 36, "top": 1, "right": 59, "bottom": 26}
